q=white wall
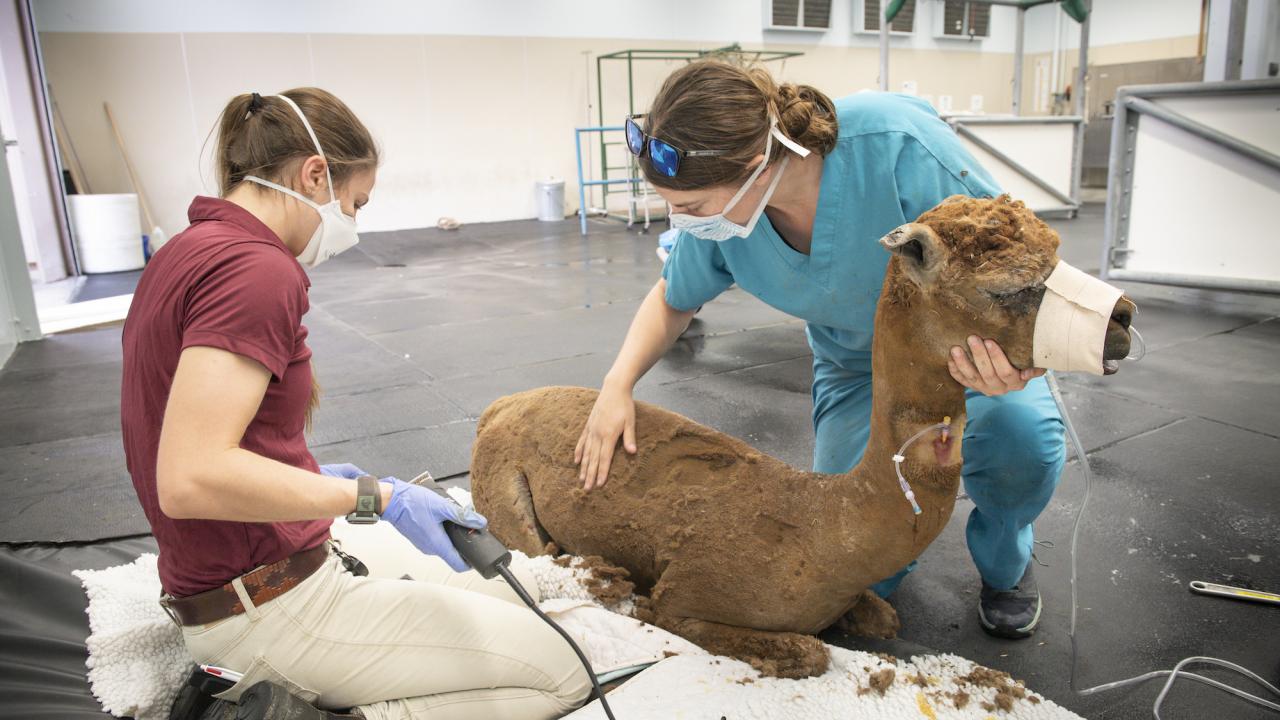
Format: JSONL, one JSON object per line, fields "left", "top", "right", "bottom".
{"left": 1241, "top": 0, "right": 1280, "bottom": 80}
{"left": 32, "top": 0, "right": 1207, "bottom": 232}
{"left": 36, "top": 0, "right": 1208, "bottom": 55}
{"left": 1, "top": 0, "right": 68, "bottom": 281}
{"left": 0, "top": 120, "right": 42, "bottom": 364}
{"left": 1025, "top": 0, "right": 1203, "bottom": 53}
{"left": 33, "top": 1, "right": 1030, "bottom": 234}
{"left": 33, "top": 0, "right": 1023, "bottom": 52}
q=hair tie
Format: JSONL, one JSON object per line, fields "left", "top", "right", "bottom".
{"left": 248, "top": 92, "right": 264, "bottom": 113}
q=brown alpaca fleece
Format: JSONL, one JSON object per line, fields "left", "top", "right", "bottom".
{"left": 471, "top": 195, "right": 1135, "bottom": 678}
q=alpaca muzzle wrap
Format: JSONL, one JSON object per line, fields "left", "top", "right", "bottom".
{"left": 1032, "top": 261, "right": 1124, "bottom": 375}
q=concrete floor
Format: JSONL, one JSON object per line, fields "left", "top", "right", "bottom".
{"left": 0, "top": 204, "right": 1277, "bottom": 718}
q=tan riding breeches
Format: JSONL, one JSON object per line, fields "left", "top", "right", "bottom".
{"left": 179, "top": 523, "right": 591, "bottom": 720}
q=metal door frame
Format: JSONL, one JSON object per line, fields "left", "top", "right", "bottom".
{"left": 1101, "top": 79, "right": 1280, "bottom": 294}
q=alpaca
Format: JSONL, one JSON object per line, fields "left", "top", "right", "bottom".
{"left": 470, "top": 195, "right": 1135, "bottom": 678}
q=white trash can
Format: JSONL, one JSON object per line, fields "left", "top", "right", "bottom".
{"left": 67, "top": 193, "right": 145, "bottom": 273}
{"left": 535, "top": 178, "right": 565, "bottom": 222}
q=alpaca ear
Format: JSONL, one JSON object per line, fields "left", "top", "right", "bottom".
{"left": 880, "top": 222, "right": 945, "bottom": 286}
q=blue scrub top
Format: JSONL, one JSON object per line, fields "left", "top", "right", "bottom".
{"left": 661, "top": 92, "right": 1000, "bottom": 363}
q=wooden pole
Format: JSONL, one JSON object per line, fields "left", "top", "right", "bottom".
{"left": 49, "top": 86, "right": 90, "bottom": 194}
{"left": 103, "top": 102, "right": 157, "bottom": 231}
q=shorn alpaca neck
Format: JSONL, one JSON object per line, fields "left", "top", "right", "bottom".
{"left": 842, "top": 263, "right": 970, "bottom": 549}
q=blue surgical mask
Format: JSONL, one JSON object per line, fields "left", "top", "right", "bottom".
{"left": 668, "top": 119, "right": 811, "bottom": 242}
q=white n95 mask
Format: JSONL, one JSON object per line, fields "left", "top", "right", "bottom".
{"left": 1032, "top": 261, "right": 1125, "bottom": 375}
{"left": 669, "top": 119, "right": 811, "bottom": 242}
{"left": 244, "top": 94, "right": 359, "bottom": 269}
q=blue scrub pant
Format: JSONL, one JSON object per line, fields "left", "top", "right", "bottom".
{"left": 810, "top": 344, "right": 1066, "bottom": 596}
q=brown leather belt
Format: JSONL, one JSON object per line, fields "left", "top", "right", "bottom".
{"left": 160, "top": 544, "right": 330, "bottom": 626}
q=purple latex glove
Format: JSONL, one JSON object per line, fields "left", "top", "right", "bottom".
{"left": 319, "top": 463, "right": 367, "bottom": 480}
{"left": 380, "top": 477, "right": 488, "bottom": 572}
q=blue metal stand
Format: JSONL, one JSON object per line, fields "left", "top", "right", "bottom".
{"left": 574, "top": 125, "right": 633, "bottom": 236}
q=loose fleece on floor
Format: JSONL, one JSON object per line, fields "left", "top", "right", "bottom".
{"left": 76, "top": 543, "right": 1079, "bottom": 720}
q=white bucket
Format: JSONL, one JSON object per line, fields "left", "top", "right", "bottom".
{"left": 68, "top": 193, "right": 145, "bottom": 274}
{"left": 536, "top": 178, "right": 565, "bottom": 222}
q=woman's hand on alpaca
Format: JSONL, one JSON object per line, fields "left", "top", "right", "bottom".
{"left": 575, "top": 379, "right": 637, "bottom": 491}
{"left": 948, "top": 335, "right": 1045, "bottom": 396}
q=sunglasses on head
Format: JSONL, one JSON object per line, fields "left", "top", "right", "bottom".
{"left": 625, "top": 115, "right": 726, "bottom": 178}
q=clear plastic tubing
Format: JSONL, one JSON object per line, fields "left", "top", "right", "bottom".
{"left": 891, "top": 419, "right": 951, "bottom": 516}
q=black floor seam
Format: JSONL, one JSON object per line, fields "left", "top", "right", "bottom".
{"left": 0, "top": 532, "right": 154, "bottom": 550}
{"left": 320, "top": 381, "right": 452, "bottom": 400}
{"left": 654, "top": 353, "right": 814, "bottom": 387}
{"left": 1194, "top": 416, "right": 1280, "bottom": 442}
{"left": 1223, "top": 315, "right": 1279, "bottom": 335}
{"left": 678, "top": 319, "right": 806, "bottom": 341}
{"left": 1077, "top": 417, "right": 1190, "bottom": 456}
{"left": 307, "top": 305, "right": 439, "bottom": 385}
{"left": 0, "top": 356, "right": 125, "bottom": 375}
{"left": 1057, "top": 382, "right": 1279, "bottom": 441}
{"left": 0, "top": 429, "right": 124, "bottom": 452}
{"left": 427, "top": 351, "right": 600, "bottom": 385}
{"left": 1055, "top": 381, "right": 1183, "bottom": 414}
{"left": 326, "top": 294, "right": 653, "bottom": 331}
{"left": 354, "top": 300, "right": 643, "bottom": 337}
{"left": 307, "top": 418, "right": 477, "bottom": 448}
{"left": 410, "top": 323, "right": 804, "bottom": 384}
{"left": 1137, "top": 314, "right": 1280, "bottom": 353}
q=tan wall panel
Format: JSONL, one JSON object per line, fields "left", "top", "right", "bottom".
{"left": 39, "top": 32, "right": 193, "bottom": 238}
{"left": 418, "top": 35, "right": 536, "bottom": 223}
{"left": 520, "top": 36, "right": 602, "bottom": 218}
{"left": 41, "top": 31, "right": 1026, "bottom": 231}
{"left": 1084, "top": 35, "right": 1201, "bottom": 67}
{"left": 577, "top": 39, "right": 716, "bottom": 216}
{"left": 1020, "top": 35, "right": 1202, "bottom": 115}
{"left": 576, "top": 42, "right": 1016, "bottom": 214}
{"left": 874, "top": 47, "right": 1015, "bottom": 111}
{"left": 310, "top": 34, "right": 431, "bottom": 231}
{"left": 182, "top": 32, "right": 316, "bottom": 206}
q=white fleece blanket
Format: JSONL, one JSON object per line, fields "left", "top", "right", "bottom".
{"left": 77, "top": 551, "right": 1080, "bottom": 720}
{"left": 73, "top": 549, "right": 695, "bottom": 719}
{"left": 73, "top": 555, "right": 193, "bottom": 720}
{"left": 565, "top": 652, "right": 1081, "bottom": 720}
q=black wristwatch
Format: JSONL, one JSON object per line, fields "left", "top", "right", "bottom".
{"left": 346, "top": 474, "right": 382, "bottom": 525}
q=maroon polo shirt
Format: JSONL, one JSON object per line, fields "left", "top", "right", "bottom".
{"left": 121, "top": 196, "right": 330, "bottom": 597}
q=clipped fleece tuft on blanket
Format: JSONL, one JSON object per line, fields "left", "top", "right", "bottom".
{"left": 77, "top": 551, "right": 1081, "bottom": 720}
{"left": 73, "top": 555, "right": 194, "bottom": 720}
{"left": 563, "top": 649, "right": 1079, "bottom": 720}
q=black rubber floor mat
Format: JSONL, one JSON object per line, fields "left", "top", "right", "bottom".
{"left": 0, "top": 536, "right": 158, "bottom": 719}
{"left": 73, "top": 271, "right": 142, "bottom": 303}
{"left": 0, "top": 432, "right": 147, "bottom": 543}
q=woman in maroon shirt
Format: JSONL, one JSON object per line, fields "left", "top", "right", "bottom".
{"left": 121, "top": 88, "right": 589, "bottom": 720}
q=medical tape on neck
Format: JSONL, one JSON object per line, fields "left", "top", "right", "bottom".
{"left": 1032, "top": 261, "right": 1123, "bottom": 375}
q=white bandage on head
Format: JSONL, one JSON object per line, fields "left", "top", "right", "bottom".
{"left": 1032, "top": 261, "right": 1124, "bottom": 375}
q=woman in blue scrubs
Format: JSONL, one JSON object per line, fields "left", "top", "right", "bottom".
{"left": 574, "top": 61, "right": 1065, "bottom": 639}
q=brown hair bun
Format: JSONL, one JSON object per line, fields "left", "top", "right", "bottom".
{"left": 641, "top": 60, "right": 837, "bottom": 191}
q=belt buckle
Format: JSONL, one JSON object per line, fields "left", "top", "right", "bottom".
{"left": 158, "top": 593, "right": 182, "bottom": 627}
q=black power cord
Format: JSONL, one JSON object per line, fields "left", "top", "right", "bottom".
{"left": 496, "top": 563, "right": 619, "bottom": 720}
{"left": 428, "top": 480, "right": 620, "bottom": 719}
